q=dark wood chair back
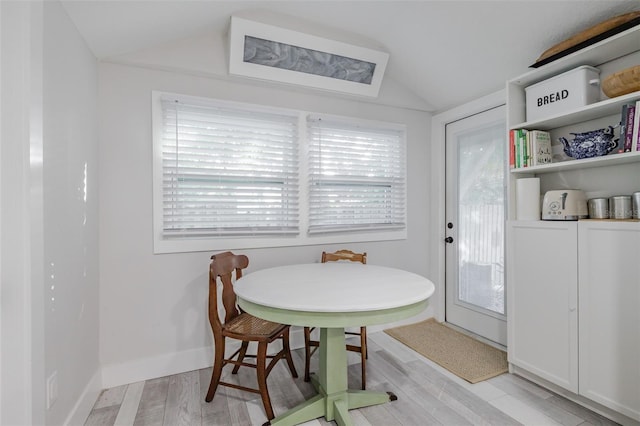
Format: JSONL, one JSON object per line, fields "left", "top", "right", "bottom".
{"left": 209, "top": 251, "right": 249, "bottom": 330}
{"left": 322, "top": 249, "right": 367, "bottom": 264}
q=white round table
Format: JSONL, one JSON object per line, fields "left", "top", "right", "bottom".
{"left": 234, "top": 262, "right": 435, "bottom": 426}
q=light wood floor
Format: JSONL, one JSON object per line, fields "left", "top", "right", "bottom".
{"left": 85, "top": 332, "right": 619, "bottom": 426}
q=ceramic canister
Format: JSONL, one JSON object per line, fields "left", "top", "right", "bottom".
{"left": 633, "top": 192, "right": 640, "bottom": 219}
{"left": 609, "top": 195, "right": 632, "bottom": 219}
{"left": 588, "top": 198, "right": 609, "bottom": 219}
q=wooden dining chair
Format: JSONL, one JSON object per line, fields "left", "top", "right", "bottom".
{"left": 205, "top": 251, "right": 298, "bottom": 420}
{"left": 304, "top": 249, "right": 369, "bottom": 389}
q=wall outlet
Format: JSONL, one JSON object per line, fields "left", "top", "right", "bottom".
{"left": 46, "top": 371, "right": 58, "bottom": 409}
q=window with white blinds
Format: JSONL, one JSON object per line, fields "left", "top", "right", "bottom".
{"left": 152, "top": 91, "right": 407, "bottom": 253}
{"left": 307, "top": 117, "right": 406, "bottom": 233}
{"left": 157, "top": 94, "right": 299, "bottom": 239}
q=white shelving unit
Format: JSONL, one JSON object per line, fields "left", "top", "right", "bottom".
{"left": 506, "top": 23, "right": 640, "bottom": 425}
{"left": 506, "top": 25, "right": 640, "bottom": 186}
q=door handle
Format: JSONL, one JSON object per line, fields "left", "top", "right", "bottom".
{"left": 444, "top": 236, "right": 454, "bottom": 243}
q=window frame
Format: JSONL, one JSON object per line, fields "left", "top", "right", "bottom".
{"left": 152, "top": 91, "right": 407, "bottom": 254}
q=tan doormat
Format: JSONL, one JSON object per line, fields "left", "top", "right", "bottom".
{"left": 384, "top": 318, "right": 508, "bottom": 383}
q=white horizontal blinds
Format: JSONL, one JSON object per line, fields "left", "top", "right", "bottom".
{"left": 307, "top": 117, "right": 406, "bottom": 233}
{"left": 161, "top": 96, "right": 299, "bottom": 238}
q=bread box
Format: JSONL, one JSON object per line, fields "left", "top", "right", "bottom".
{"left": 525, "top": 65, "right": 600, "bottom": 122}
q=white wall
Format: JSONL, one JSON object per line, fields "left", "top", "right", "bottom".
{"left": 0, "top": 1, "right": 101, "bottom": 425}
{"left": 42, "top": 2, "right": 101, "bottom": 424}
{"left": 99, "top": 42, "right": 434, "bottom": 387}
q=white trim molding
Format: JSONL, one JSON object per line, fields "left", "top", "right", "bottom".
{"left": 429, "top": 89, "right": 506, "bottom": 324}
{"left": 63, "top": 371, "right": 101, "bottom": 426}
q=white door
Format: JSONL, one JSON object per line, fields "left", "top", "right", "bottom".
{"left": 578, "top": 221, "right": 640, "bottom": 418}
{"left": 445, "top": 105, "right": 507, "bottom": 346}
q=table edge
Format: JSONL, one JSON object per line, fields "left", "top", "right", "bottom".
{"left": 237, "top": 297, "right": 430, "bottom": 328}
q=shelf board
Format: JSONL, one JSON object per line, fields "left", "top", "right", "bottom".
{"left": 508, "top": 24, "right": 640, "bottom": 88}
{"left": 510, "top": 91, "right": 640, "bottom": 131}
{"left": 579, "top": 218, "right": 640, "bottom": 222}
{"left": 510, "top": 151, "right": 640, "bottom": 174}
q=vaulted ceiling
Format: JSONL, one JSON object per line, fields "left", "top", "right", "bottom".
{"left": 60, "top": 0, "right": 640, "bottom": 112}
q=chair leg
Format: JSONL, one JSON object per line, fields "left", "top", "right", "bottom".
{"left": 206, "top": 336, "right": 225, "bottom": 402}
{"left": 360, "top": 327, "right": 367, "bottom": 390}
{"left": 232, "top": 341, "right": 249, "bottom": 374}
{"left": 303, "top": 326, "right": 312, "bottom": 382}
{"left": 256, "top": 342, "right": 275, "bottom": 420}
{"left": 281, "top": 329, "right": 298, "bottom": 378}
{"left": 361, "top": 327, "right": 368, "bottom": 359}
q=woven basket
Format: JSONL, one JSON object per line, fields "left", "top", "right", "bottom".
{"left": 602, "top": 65, "right": 640, "bottom": 98}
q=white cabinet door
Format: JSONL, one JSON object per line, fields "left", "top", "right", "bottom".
{"left": 507, "top": 221, "right": 578, "bottom": 392}
{"left": 578, "top": 221, "right": 640, "bottom": 421}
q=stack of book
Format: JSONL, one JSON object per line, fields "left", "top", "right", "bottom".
{"left": 620, "top": 99, "right": 640, "bottom": 153}
{"left": 509, "top": 129, "right": 552, "bottom": 169}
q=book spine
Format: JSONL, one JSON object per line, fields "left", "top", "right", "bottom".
{"left": 530, "top": 131, "right": 537, "bottom": 167}
{"left": 634, "top": 100, "right": 640, "bottom": 152}
{"left": 620, "top": 103, "right": 630, "bottom": 152}
{"left": 521, "top": 129, "right": 528, "bottom": 167}
{"left": 509, "top": 129, "right": 515, "bottom": 169}
{"left": 515, "top": 129, "right": 521, "bottom": 168}
{"left": 526, "top": 131, "right": 532, "bottom": 167}
{"left": 624, "top": 104, "right": 637, "bottom": 152}
{"left": 529, "top": 130, "right": 552, "bottom": 166}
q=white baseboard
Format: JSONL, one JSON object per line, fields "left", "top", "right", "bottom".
{"left": 101, "top": 345, "right": 214, "bottom": 389}
{"left": 64, "top": 370, "right": 102, "bottom": 426}
{"left": 511, "top": 365, "right": 639, "bottom": 426}
{"left": 100, "top": 327, "right": 311, "bottom": 389}
{"left": 99, "top": 317, "right": 431, "bottom": 390}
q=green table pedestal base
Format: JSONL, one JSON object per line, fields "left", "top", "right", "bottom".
{"left": 267, "top": 328, "right": 396, "bottom": 426}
